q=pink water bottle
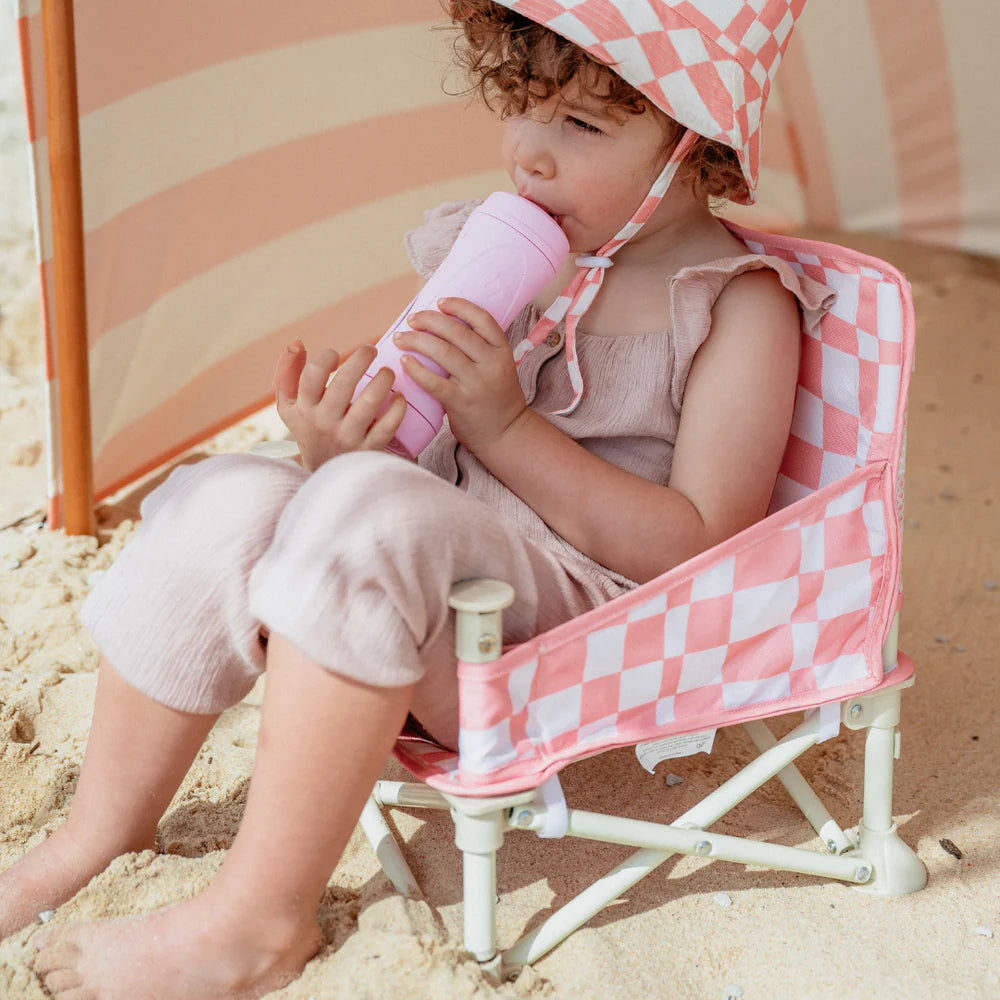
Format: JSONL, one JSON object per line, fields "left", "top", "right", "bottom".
{"left": 352, "top": 192, "right": 569, "bottom": 459}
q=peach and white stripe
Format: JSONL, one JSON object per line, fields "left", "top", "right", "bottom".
{"left": 17, "top": 0, "right": 508, "bottom": 525}
{"left": 15, "top": 0, "right": 998, "bottom": 527}
{"left": 733, "top": 0, "right": 993, "bottom": 255}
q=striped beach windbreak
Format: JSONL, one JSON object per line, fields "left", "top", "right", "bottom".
{"left": 15, "top": 0, "right": 998, "bottom": 528}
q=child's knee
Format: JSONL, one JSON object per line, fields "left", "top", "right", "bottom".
{"left": 139, "top": 454, "right": 306, "bottom": 536}
{"left": 295, "top": 452, "right": 447, "bottom": 545}
{"left": 259, "top": 452, "right": 463, "bottom": 619}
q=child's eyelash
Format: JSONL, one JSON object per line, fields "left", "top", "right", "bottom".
{"left": 566, "top": 116, "right": 603, "bottom": 135}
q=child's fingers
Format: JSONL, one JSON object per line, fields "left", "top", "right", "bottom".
{"left": 341, "top": 365, "right": 396, "bottom": 435}
{"left": 400, "top": 353, "right": 452, "bottom": 402}
{"left": 296, "top": 347, "right": 340, "bottom": 408}
{"left": 315, "top": 344, "right": 377, "bottom": 418}
{"left": 405, "top": 308, "right": 487, "bottom": 357}
{"left": 395, "top": 319, "right": 475, "bottom": 374}
{"left": 435, "top": 297, "right": 506, "bottom": 347}
{"left": 274, "top": 341, "right": 307, "bottom": 408}
{"left": 364, "top": 392, "right": 408, "bottom": 452}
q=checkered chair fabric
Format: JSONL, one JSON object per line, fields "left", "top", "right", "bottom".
{"left": 394, "top": 226, "right": 915, "bottom": 796}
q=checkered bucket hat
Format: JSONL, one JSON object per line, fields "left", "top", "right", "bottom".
{"left": 484, "top": 1, "right": 808, "bottom": 412}
{"left": 492, "top": 0, "right": 806, "bottom": 203}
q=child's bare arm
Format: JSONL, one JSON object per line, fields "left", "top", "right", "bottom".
{"left": 471, "top": 270, "right": 801, "bottom": 583}
{"left": 399, "top": 273, "right": 800, "bottom": 584}
{"left": 665, "top": 269, "right": 802, "bottom": 558}
{"left": 474, "top": 409, "right": 710, "bottom": 582}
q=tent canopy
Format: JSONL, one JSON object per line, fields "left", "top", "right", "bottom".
{"left": 16, "top": 0, "right": 998, "bottom": 530}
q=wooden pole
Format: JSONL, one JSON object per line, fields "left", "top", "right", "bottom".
{"left": 40, "top": 0, "right": 95, "bottom": 535}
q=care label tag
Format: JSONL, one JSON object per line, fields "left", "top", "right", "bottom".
{"left": 635, "top": 729, "right": 716, "bottom": 774}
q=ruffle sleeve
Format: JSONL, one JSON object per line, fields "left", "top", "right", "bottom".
{"left": 403, "top": 199, "right": 482, "bottom": 280}
{"left": 667, "top": 255, "right": 837, "bottom": 414}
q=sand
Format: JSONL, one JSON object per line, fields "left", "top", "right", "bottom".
{"left": 1, "top": 17, "right": 998, "bottom": 1000}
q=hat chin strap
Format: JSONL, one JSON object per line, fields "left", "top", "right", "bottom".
{"left": 513, "top": 129, "right": 698, "bottom": 416}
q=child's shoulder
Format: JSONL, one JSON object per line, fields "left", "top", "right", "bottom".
{"left": 667, "top": 236, "right": 836, "bottom": 357}
{"left": 710, "top": 263, "right": 802, "bottom": 336}
{"left": 670, "top": 223, "right": 834, "bottom": 326}
{"left": 703, "top": 256, "right": 799, "bottom": 311}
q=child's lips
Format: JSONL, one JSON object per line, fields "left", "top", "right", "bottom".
{"left": 521, "top": 193, "right": 562, "bottom": 224}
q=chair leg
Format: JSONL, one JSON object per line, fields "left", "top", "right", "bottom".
{"left": 359, "top": 795, "right": 423, "bottom": 899}
{"left": 744, "top": 720, "right": 854, "bottom": 853}
{"left": 447, "top": 578, "right": 515, "bottom": 974}
{"left": 453, "top": 805, "right": 506, "bottom": 966}
{"left": 847, "top": 687, "right": 927, "bottom": 895}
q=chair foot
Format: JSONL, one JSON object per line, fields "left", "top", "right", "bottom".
{"left": 850, "top": 822, "right": 927, "bottom": 896}
{"left": 477, "top": 952, "right": 507, "bottom": 984}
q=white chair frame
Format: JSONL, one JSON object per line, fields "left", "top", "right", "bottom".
{"left": 363, "top": 581, "right": 926, "bottom": 981}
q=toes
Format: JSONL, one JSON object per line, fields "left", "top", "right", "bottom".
{"left": 32, "top": 936, "right": 80, "bottom": 974}
{"left": 33, "top": 935, "right": 93, "bottom": 998}
{"left": 40, "top": 967, "right": 84, "bottom": 992}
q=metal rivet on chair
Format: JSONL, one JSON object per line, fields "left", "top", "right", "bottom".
{"left": 695, "top": 840, "right": 712, "bottom": 856}
{"left": 478, "top": 633, "right": 499, "bottom": 654}
{"left": 854, "top": 865, "right": 871, "bottom": 882}
{"left": 826, "top": 839, "right": 838, "bottom": 853}
{"left": 849, "top": 704, "right": 863, "bottom": 719}
{"left": 515, "top": 810, "right": 533, "bottom": 827}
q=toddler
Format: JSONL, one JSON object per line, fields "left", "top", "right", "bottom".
{"left": 1, "top": 1, "right": 832, "bottom": 997}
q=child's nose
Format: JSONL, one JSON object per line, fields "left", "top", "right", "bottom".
{"left": 513, "top": 125, "right": 555, "bottom": 178}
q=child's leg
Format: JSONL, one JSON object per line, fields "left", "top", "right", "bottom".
{"left": 0, "top": 657, "right": 218, "bottom": 938}
{"left": 34, "top": 452, "right": 623, "bottom": 997}
{"left": 35, "top": 634, "right": 413, "bottom": 1000}
{"left": 2, "top": 453, "right": 309, "bottom": 941}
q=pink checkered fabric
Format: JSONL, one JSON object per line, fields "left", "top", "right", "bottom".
{"left": 393, "top": 227, "right": 915, "bottom": 795}
{"left": 493, "top": 0, "right": 807, "bottom": 203}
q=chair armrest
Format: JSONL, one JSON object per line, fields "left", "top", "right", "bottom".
{"left": 449, "top": 579, "right": 515, "bottom": 664}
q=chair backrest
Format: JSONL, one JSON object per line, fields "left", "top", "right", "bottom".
{"left": 723, "top": 223, "right": 913, "bottom": 526}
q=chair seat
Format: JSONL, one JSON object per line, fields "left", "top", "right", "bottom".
{"left": 395, "top": 651, "right": 914, "bottom": 795}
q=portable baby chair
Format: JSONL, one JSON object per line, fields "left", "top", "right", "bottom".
{"left": 355, "top": 0, "right": 927, "bottom": 978}
{"left": 363, "top": 220, "right": 923, "bottom": 975}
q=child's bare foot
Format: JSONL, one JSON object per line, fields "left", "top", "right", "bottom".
{"left": 33, "top": 889, "right": 324, "bottom": 1000}
{"left": 0, "top": 827, "right": 138, "bottom": 940}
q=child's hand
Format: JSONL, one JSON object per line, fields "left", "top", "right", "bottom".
{"left": 273, "top": 341, "right": 407, "bottom": 471}
{"left": 393, "top": 298, "right": 527, "bottom": 453}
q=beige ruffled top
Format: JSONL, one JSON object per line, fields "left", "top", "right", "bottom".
{"left": 406, "top": 200, "right": 835, "bottom": 591}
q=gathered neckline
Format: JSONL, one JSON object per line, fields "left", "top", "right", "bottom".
{"left": 524, "top": 251, "right": 775, "bottom": 343}
{"left": 523, "top": 302, "right": 668, "bottom": 343}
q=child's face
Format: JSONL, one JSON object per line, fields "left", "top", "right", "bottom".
{"left": 501, "top": 80, "right": 673, "bottom": 253}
